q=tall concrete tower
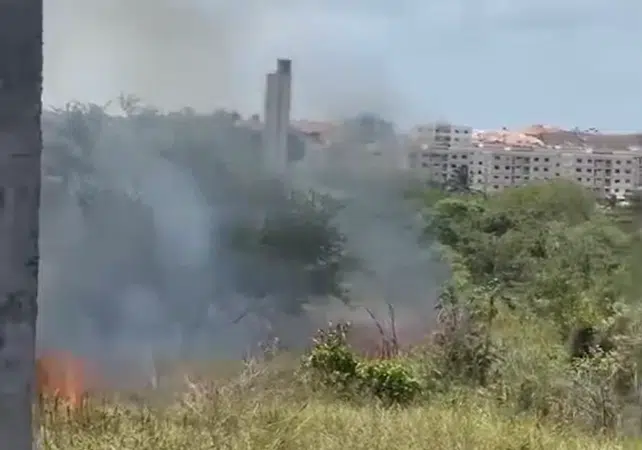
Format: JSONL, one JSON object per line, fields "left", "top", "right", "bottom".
{"left": 262, "top": 59, "right": 292, "bottom": 175}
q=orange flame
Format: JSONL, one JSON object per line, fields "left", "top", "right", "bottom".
{"left": 36, "top": 351, "right": 93, "bottom": 410}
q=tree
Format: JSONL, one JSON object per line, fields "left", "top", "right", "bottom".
{"left": 227, "top": 184, "right": 356, "bottom": 318}
{"left": 425, "top": 181, "right": 632, "bottom": 338}
{"left": 45, "top": 102, "right": 106, "bottom": 216}
{"left": 0, "top": 1, "right": 42, "bottom": 448}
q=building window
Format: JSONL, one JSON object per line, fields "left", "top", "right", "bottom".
{"left": 544, "top": 158, "right": 549, "bottom": 162}
{"left": 577, "top": 158, "right": 582, "bottom": 163}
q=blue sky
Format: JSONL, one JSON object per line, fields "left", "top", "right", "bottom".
{"left": 44, "top": 0, "right": 642, "bottom": 131}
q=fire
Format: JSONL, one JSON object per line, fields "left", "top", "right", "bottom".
{"left": 36, "top": 351, "right": 92, "bottom": 410}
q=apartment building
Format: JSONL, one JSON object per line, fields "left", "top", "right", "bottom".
{"left": 408, "top": 123, "right": 642, "bottom": 198}
{"left": 409, "top": 122, "right": 473, "bottom": 149}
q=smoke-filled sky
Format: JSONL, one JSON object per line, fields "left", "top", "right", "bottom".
{"left": 45, "top": 0, "right": 641, "bottom": 131}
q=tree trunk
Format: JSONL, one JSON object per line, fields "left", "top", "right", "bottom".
{"left": 0, "top": 1, "right": 43, "bottom": 449}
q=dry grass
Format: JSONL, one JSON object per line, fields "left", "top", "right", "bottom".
{"left": 37, "top": 360, "right": 639, "bottom": 450}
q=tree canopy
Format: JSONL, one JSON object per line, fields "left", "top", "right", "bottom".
{"left": 425, "top": 179, "right": 641, "bottom": 337}
{"left": 40, "top": 100, "right": 356, "bottom": 350}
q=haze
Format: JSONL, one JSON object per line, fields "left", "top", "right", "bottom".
{"left": 45, "top": 0, "right": 642, "bottom": 129}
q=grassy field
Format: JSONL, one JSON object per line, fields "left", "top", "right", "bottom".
{"left": 37, "top": 360, "right": 639, "bottom": 450}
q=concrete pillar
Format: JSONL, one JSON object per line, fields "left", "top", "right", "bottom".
{"left": 262, "top": 59, "right": 292, "bottom": 175}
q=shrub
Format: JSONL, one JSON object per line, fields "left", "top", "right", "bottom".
{"left": 357, "top": 359, "right": 421, "bottom": 405}
{"left": 301, "top": 322, "right": 359, "bottom": 392}
{"left": 302, "top": 322, "right": 422, "bottom": 405}
{"left": 431, "top": 283, "right": 501, "bottom": 387}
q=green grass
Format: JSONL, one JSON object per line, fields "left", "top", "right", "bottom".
{"left": 37, "top": 361, "right": 638, "bottom": 450}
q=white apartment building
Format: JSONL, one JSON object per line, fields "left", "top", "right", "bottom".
{"left": 409, "top": 122, "right": 473, "bottom": 150}
{"left": 409, "top": 123, "right": 642, "bottom": 198}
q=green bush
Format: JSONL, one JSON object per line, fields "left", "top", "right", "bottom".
{"left": 301, "top": 322, "right": 359, "bottom": 391}
{"left": 357, "top": 359, "right": 421, "bottom": 405}
{"left": 302, "top": 322, "right": 422, "bottom": 405}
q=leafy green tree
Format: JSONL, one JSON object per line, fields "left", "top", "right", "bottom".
{"left": 425, "top": 180, "right": 634, "bottom": 337}
{"left": 228, "top": 185, "right": 357, "bottom": 317}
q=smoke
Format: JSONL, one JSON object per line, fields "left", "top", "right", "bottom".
{"left": 290, "top": 167, "right": 449, "bottom": 335}
{"left": 38, "top": 1, "right": 451, "bottom": 387}
{"left": 44, "top": 0, "right": 409, "bottom": 120}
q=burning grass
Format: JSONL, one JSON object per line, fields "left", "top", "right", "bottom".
{"left": 36, "top": 356, "right": 633, "bottom": 450}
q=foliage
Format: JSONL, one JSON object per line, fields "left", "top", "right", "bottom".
{"left": 296, "top": 178, "right": 642, "bottom": 436}
{"left": 356, "top": 359, "right": 421, "bottom": 405}
{"left": 226, "top": 186, "right": 356, "bottom": 315}
{"left": 426, "top": 180, "right": 632, "bottom": 336}
{"left": 416, "top": 179, "right": 642, "bottom": 435}
{"left": 432, "top": 283, "right": 501, "bottom": 387}
{"left": 41, "top": 98, "right": 642, "bottom": 442}
{"left": 40, "top": 366, "right": 631, "bottom": 450}
{"left": 301, "top": 322, "right": 359, "bottom": 391}
{"left": 301, "top": 322, "right": 421, "bottom": 405}
{"left": 42, "top": 100, "right": 355, "bottom": 339}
